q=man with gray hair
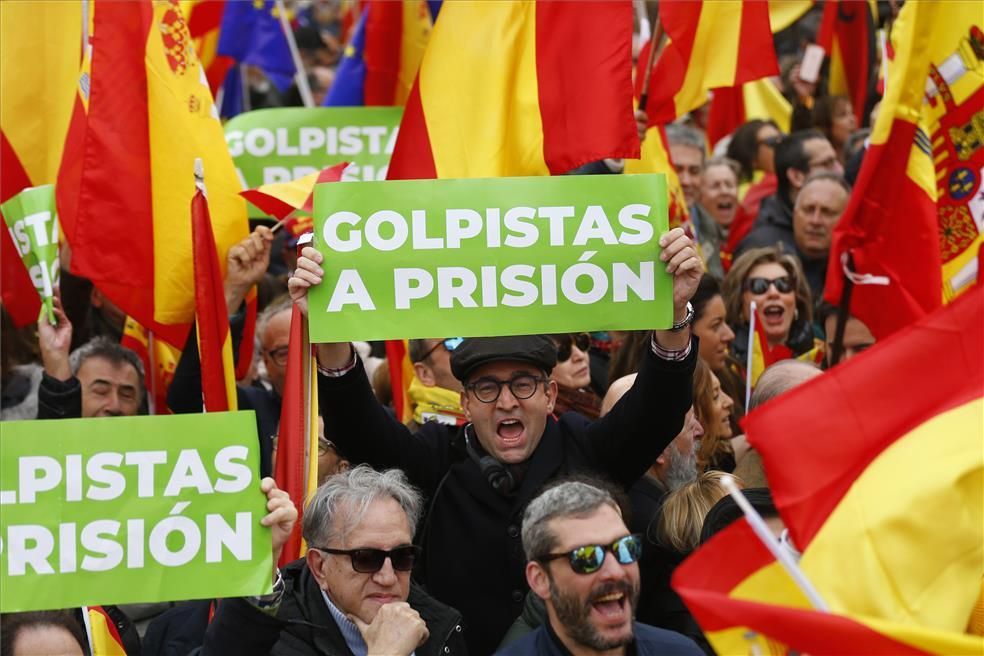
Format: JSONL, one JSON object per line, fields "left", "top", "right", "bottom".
{"left": 498, "top": 479, "right": 702, "bottom": 655}
{"left": 37, "top": 296, "right": 145, "bottom": 419}
{"left": 202, "top": 465, "right": 466, "bottom": 655}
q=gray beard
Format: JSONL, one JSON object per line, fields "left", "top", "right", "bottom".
{"left": 663, "top": 445, "right": 698, "bottom": 491}
{"left": 549, "top": 577, "right": 639, "bottom": 651}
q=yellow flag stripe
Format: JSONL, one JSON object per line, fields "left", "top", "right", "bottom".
{"left": 800, "top": 397, "right": 984, "bottom": 633}
{"left": 419, "top": 1, "right": 548, "bottom": 177}
{"left": 396, "top": 0, "right": 430, "bottom": 106}
{"left": 145, "top": 2, "right": 247, "bottom": 326}
{"left": 673, "top": 2, "right": 742, "bottom": 118}
{"left": 0, "top": 1, "right": 81, "bottom": 186}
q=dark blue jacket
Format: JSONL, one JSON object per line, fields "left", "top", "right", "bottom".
{"left": 496, "top": 621, "right": 703, "bottom": 656}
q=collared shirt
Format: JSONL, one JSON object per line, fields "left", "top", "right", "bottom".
{"left": 320, "top": 589, "right": 417, "bottom": 656}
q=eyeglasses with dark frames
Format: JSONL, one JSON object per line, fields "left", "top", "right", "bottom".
{"left": 310, "top": 545, "right": 421, "bottom": 574}
{"left": 266, "top": 346, "right": 290, "bottom": 366}
{"left": 466, "top": 374, "right": 547, "bottom": 404}
{"left": 536, "top": 534, "right": 643, "bottom": 575}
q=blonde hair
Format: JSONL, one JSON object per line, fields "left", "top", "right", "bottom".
{"left": 656, "top": 470, "right": 740, "bottom": 554}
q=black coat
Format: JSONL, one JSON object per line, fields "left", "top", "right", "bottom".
{"left": 318, "top": 344, "right": 697, "bottom": 655}
{"left": 199, "top": 560, "right": 466, "bottom": 656}
{"left": 733, "top": 194, "right": 796, "bottom": 260}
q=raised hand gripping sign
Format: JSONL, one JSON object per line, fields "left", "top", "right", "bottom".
{"left": 0, "top": 412, "right": 271, "bottom": 612}
{"left": 307, "top": 174, "right": 671, "bottom": 342}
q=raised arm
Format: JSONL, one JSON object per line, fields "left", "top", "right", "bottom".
{"left": 289, "top": 246, "right": 451, "bottom": 494}
{"left": 583, "top": 228, "right": 702, "bottom": 485}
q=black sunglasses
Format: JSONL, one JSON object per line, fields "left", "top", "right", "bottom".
{"left": 744, "top": 276, "right": 794, "bottom": 295}
{"left": 554, "top": 333, "right": 591, "bottom": 362}
{"left": 758, "top": 135, "right": 782, "bottom": 149}
{"left": 536, "top": 534, "right": 642, "bottom": 575}
{"left": 421, "top": 337, "right": 464, "bottom": 361}
{"left": 312, "top": 545, "right": 421, "bottom": 574}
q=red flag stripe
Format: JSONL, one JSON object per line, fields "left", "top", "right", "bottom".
{"left": 0, "top": 130, "right": 33, "bottom": 203}
{"left": 363, "top": 1, "right": 403, "bottom": 106}
{"left": 386, "top": 79, "right": 436, "bottom": 180}
{"left": 735, "top": 1, "right": 775, "bottom": 80}
{"left": 192, "top": 186, "right": 232, "bottom": 412}
{"left": 275, "top": 303, "right": 309, "bottom": 565}
{"left": 535, "top": 1, "right": 638, "bottom": 174}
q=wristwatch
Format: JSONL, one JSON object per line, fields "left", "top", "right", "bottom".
{"left": 669, "top": 302, "right": 694, "bottom": 332}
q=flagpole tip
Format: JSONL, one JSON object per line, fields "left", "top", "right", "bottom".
{"left": 194, "top": 158, "right": 205, "bottom": 192}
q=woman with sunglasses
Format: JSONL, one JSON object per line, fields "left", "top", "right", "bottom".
{"left": 722, "top": 246, "right": 816, "bottom": 365}
{"left": 548, "top": 333, "right": 602, "bottom": 420}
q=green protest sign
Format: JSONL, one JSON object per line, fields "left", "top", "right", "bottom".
{"left": 307, "top": 174, "right": 671, "bottom": 342}
{"left": 0, "top": 412, "right": 272, "bottom": 613}
{"left": 224, "top": 107, "right": 402, "bottom": 217}
{"left": 1, "top": 184, "right": 59, "bottom": 323}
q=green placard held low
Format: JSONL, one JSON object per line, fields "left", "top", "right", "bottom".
{"left": 0, "top": 412, "right": 272, "bottom": 613}
{"left": 306, "top": 173, "right": 671, "bottom": 342}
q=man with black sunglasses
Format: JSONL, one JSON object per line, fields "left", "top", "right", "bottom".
{"left": 498, "top": 480, "right": 702, "bottom": 655}
{"left": 201, "top": 466, "right": 466, "bottom": 655}
{"left": 406, "top": 337, "right": 466, "bottom": 432}
{"left": 288, "top": 227, "right": 702, "bottom": 654}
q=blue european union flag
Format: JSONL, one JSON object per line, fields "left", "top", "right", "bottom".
{"left": 322, "top": 7, "right": 368, "bottom": 106}
{"left": 217, "top": 0, "right": 296, "bottom": 93}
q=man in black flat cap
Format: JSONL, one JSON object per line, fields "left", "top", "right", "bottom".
{"left": 288, "top": 228, "right": 702, "bottom": 655}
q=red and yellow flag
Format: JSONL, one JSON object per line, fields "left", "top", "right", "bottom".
{"left": 386, "top": 339, "right": 415, "bottom": 424}
{"left": 274, "top": 303, "right": 319, "bottom": 565}
{"left": 0, "top": 1, "right": 80, "bottom": 199}
{"left": 816, "top": 0, "right": 876, "bottom": 125}
{"left": 641, "top": 0, "right": 778, "bottom": 126}
{"left": 824, "top": 2, "right": 984, "bottom": 340}
{"left": 387, "top": 0, "right": 638, "bottom": 179}
{"left": 84, "top": 606, "right": 128, "bottom": 656}
{"left": 362, "top": 0, "right": 432, "bottom": 106}
{"left": 677, "top": 284, "right": 984, "bottom": 654}
{"left": 192, "top": 170, "right": 237, "bottom": 412}
{"left": 57, "top": 0, "right": 248, "bottom": 349}
{"left": 183, "top": 0, "right": 234, "bottom": 96}
{"left": 624, "top": 123, "right": 690, "bottom": 230}
{"left": 120, "top": 315, "right": 181, "bottom": 415}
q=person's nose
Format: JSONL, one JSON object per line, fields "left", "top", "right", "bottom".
{"left": 572, "top": 346, "right": 588, "bottom": 364}
{"left": 592, "top": 550, "right": 628, "bottom": 583}
{"left": 372, "top": 557, "right": 399, "bottom": 586}
{"left": 723, "top": 392, "right": 734, "bottom": 411}
{"left": 496, "top": 384, "right": 520, "bottom": 410}
{"left": 105, "top": 389, "right": 123, "bottom": 415}
{"left": 724, "top": 323, "right": 735, "bottom": 343}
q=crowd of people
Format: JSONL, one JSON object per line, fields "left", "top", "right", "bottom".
{"left": 4, "top": 2, "right": 966, "bottom": 655}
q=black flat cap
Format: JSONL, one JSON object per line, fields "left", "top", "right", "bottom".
{"left": 450, "top": 335, "right": 558, "bottom": 382}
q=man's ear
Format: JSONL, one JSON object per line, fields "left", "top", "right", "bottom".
{"left": 787, "top": 167, "right": 807, "bottom": 192}
{"left": 306, "top": 549, "right": 329, "bottom": 589}
{"left": 527, "top": 561, "right": 551, "bottom": 601}
{"left": 545, "top": 379, "right": 558, "bottom": 414}
{"left": 460, "top": 390, "right": 472, "bottom": 421}
{"left": 413, "top": 361, "right": 436, "bottom": 387}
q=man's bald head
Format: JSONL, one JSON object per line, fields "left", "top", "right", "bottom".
{"left": 749, "top": 360, "right": 821, "bottom": 410}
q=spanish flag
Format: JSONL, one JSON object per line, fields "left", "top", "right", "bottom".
{"left": 184, "top": 0, "right": 234, "bottom": 96}
{"left": 57, "top": 0, "right": 248, "bottom": 349}
{"left": 275, "top": 302, "right": 320, "bottom": 566}
{"left": 192, "top": 164, "right": 237, "bottom": 412}
{"left": 324, "top": 0, "right": 432, "bottom": 107}
{"left": 824, "top": 1, "right": 984, "bottom": 341}
{"left": 676, "top": 284, "right": 984, "bottom": 654}
{"left": 120, "top": 315, "right": 181, "bottom": 414}
{"left": 387, "top": 0, "right": 638, "bottom": 179}
{"left": 641, "top": 0, "right": 778, "bottom": 126}
{"left": 816, "top": 0, "right": 876, "bottom": 126}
